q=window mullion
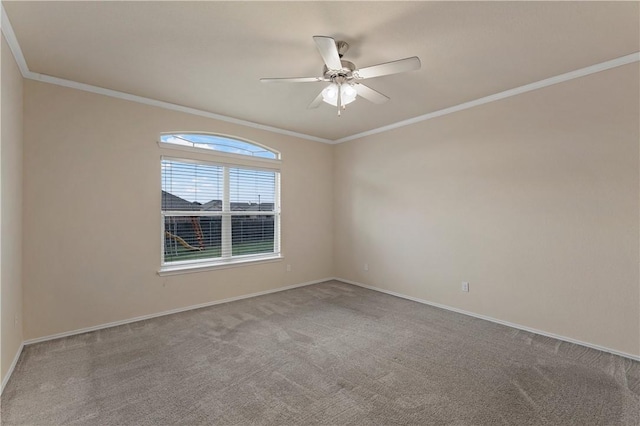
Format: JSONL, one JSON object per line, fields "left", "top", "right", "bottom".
{"left": 274, "top": 172, "right": 281, "bottom": 254}
{"left": 221, "top": 166, "right": 232, "bottom": 258}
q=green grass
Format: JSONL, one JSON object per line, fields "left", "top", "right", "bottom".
{"left": 232, "top": 241, "right": 274, "bottom": 256}
{"left": 165, "top": 241, "right": 274, "bottom": 262}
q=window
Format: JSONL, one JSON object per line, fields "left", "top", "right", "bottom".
{"left": 159, "top": 133, "right": 280, "bottom": 274}
{"left": 160, "top": 133, "right": 279, "bottom": 159}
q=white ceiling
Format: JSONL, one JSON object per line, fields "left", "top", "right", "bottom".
{"left": 3, "top": 1, "right": 639, "bottom": 142}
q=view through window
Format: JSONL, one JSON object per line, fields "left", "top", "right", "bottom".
{"left": 161, "top": 134, "right": 280, "bottom": 269}
{"left": 160, "top": 133, "right": 278, "bottom": 159}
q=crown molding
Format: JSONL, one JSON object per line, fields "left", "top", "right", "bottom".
{"left": 0, "top": 4, "right": 332, "bottom": 145}
{"left": 1, "top": 3, "right": 29, "bottom": 76}
{"left": 25, "top": 71, "right": 334, "bottom": 144}
{"left": 2, "top": 4, "right": 638, "bottom": 145}
{"left": 334, "top": 52, "right": 640, "bottom": 143}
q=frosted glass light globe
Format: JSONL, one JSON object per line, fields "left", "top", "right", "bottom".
{"left": 322, "top": 83, "right": 357, "bottom": 106}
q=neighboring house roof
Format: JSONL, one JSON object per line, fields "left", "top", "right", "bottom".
{"left": 162, "top": 191, "right": 275, "bottom": 212}
{"left": 231, "top": 202, "right": 251, "bottom": 211}
{"left": 161, "top": 191, "right": 201, "bottom": 211}
{"left": 201, "top": 199, "right": 222, "bottom": 211}
{"left": 231, "top": 202, "right": 274, "bottom": 212}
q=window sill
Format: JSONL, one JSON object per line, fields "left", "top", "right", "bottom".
{"left": 158, "top": 254, "right": 283, "bottom": 276}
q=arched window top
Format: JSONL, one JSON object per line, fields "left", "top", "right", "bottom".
{"left": 160, "top": 133, "right": 279, "bottom": 160}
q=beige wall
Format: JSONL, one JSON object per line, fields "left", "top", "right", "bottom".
{"left": 22, "top": 80, "right": 333, "bottom": 340}
{"left": 15, "top": 52, "right": 640, "bottom": 359}
{"left": 334, "top": 63, "right": 640, "bottom": 357}
{"left": 1, "top": 35, "right": 24, "bottom": 383}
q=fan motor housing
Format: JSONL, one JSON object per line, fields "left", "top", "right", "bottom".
{"left": 323, "top": 60, "right": 356, "bottom": 81}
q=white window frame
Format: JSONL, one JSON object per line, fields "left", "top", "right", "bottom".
{"left": 158, "top": 131, "right": 281, "bottom": 161}
{"left": 158, "top": 135, "right": 282, "bottom": 276}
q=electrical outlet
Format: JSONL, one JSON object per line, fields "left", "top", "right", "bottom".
{"left": 364, "top": 263, "right": 369, "bottom": 271}
{"left": 14, "top": 315, "right": 18, "bottom": 327}
{"left": 286, "top": 264, "right": 292, "bottom": 272}
{"left": 461, "top": 282, "right": 469, "bottom": 292}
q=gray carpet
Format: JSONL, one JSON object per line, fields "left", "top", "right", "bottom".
{"left": 2, "top": 280, "right": 639, "bottom": 425}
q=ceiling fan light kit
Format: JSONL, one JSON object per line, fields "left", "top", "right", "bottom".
{"left": 322, "top": 82, "right": 357, "bottom": 107}
{"left": 260, "top": 36, "right": 421, "bottom": 116}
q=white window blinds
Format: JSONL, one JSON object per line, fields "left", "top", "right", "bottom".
{"left": 161, "top": 158, "right": 280, "bottom": 266}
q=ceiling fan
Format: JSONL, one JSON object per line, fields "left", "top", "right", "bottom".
{"left": 260, "top": 36, "right": 421, "bottom": 116}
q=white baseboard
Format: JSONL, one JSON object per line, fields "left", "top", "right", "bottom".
{"left": 10, "top": 276, "right": 637, "bottom": 394}
{"left": 23, "top": 277, "right": 332, "bottom": 346}
{"left": 1, "top": 342, "right": 24, "bottom": 395}
{"left": 336, "top": 277, "right": 640, "bottom": 362}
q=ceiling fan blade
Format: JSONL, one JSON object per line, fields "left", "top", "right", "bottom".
{"left": 260, "top": 77, "right": 324, "bottom": 83}
{"left": 355, "top": 56, "right": 421, "bottom": 79}
{"left": 354, "top": 84, "right": 389, "bottom": 104}
{"left": 313, "top": 36, "right": 342, "bottom": 70}
{"left": 307, "top": 90, "right": 324, "bottom": 109}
